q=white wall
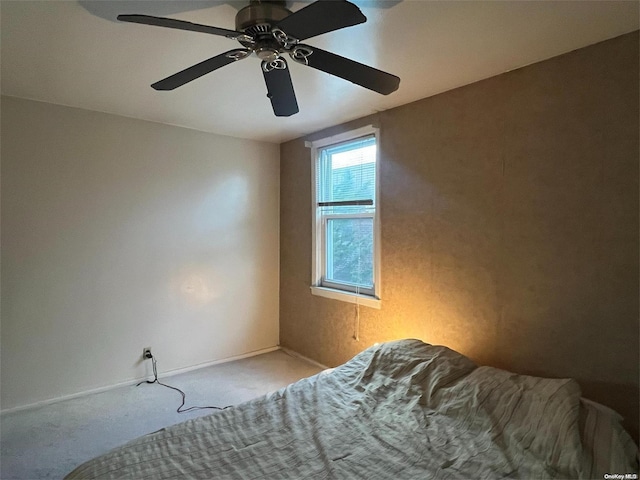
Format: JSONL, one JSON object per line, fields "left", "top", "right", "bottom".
{"left": 1, "top": 96, "right": 280, "bottom": 410}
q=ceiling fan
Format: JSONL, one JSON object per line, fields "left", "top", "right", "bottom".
{"left": 117, "top": 0, "right": 400, "bottom": 117}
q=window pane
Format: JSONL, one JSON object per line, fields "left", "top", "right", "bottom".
{"left": 317, "top": 136, "right": 376, "bottom": 215}
{"left": 326, "top": 217, "right": 374, "bottom": 288}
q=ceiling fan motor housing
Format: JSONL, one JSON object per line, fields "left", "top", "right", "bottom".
{"left": 235, "top": 0, "right": 292, "bottom": 35}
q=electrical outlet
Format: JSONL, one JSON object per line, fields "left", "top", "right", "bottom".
{"left": 143, "top": 347, "right": 152, "bottom": 359}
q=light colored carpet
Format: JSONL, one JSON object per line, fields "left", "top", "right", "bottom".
{"left": 0, "top": 349, "right": 322, "bottom": 480}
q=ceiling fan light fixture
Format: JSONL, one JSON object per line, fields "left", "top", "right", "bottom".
{"left": 256, "top": 47, "right": 280, "bottom": 62}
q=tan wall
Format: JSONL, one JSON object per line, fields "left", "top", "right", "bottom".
{"left": 280, "top": 32, "right": 639, "bottom": 439}
{"left": 1, "top": 97, "right": 280, "bottom": 410}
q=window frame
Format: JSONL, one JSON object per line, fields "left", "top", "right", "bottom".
{"left": 308, "top": 125, "right": 382, "bottom": 309}
{"left": 322, "top": 212, "right": 375, "bottom": 295}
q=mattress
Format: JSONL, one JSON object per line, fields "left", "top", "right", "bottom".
{"left": 66, "top": 339, "right": 639, "bottom": 479}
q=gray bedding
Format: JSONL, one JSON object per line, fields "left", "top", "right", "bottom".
{"left": 66, "top": 339, "right": 638, "bottom": 479}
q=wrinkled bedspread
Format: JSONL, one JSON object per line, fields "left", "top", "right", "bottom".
{"left": 66, "top": 339, "right": 638, "bottom": 479}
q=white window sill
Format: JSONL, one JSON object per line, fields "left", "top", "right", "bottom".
{"left": 310, "top": 286, "right": 381, "bottom": 309}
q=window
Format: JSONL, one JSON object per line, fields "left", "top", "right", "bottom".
{"left": 309, "top": 125, "right": 381, "bottom": 308}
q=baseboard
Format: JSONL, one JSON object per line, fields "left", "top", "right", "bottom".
{"left": 279, "top": 346, "right": 330, "bottom": 370}
{"left": 0, "top": 345, "right": 280, "bottom": 416}
{"left": 154, "top": 346, "right": 281, "bottom": 380}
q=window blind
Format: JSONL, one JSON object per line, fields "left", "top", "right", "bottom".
{"left": 316, "top": 135, "right": 376, "bottom": 215}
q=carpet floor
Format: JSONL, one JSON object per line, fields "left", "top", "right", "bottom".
{"left": 1, "top": 349, "right": 322, "bottom": 480}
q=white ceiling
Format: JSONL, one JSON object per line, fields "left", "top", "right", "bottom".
{"left": 1, "top": 1, "right": 638, "bottom": 143}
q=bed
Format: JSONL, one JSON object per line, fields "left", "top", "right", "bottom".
{"left": 66, "top": 339, "right": 638, "bottom": 479}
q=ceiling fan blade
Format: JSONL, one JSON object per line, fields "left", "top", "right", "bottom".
{"left": 292, "top": 44, "right": 399, "bottom": 95}
{"left": 117, "top": 14, "right": 244, "bottom": 40}
{"left": 274, "top": 0, "right": 366, "bottom": 41}
{"left": 262, "top": 59, "right": 299, "bottom": 117}
{"left": 151, "top": 49, "right": 250, "bottom": 91}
